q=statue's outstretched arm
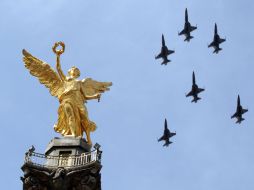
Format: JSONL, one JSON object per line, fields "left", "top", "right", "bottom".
{"left": 56, "top": 55, "right": 66, "bottom": 81}
{"left": 85, "top": 93, "right": 100, "bottom": 100}
{"left": 53, "top": 42, "right": 66, "bottom": 81}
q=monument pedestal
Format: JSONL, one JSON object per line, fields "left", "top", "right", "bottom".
{"left": 21, "top": 137, "right": 102, "bottom": 190}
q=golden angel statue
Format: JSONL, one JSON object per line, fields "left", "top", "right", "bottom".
{"left": 23, "top": 42, "right": 112, "bottom": 145}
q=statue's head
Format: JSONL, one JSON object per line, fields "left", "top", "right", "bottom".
{"left": 68, "top": 66, "right": 80, "bottom": 79}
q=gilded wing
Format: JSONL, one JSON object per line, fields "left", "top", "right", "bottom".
{"left": 23, "top": 49, "right": 64, "bottom": 98}
{"left": 81, "top": 78, "right": 112, "bottom": 97}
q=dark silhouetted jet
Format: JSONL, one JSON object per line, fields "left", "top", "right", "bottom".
{"left": 178, "top": 8, "right": 197, "bottom": 42}
{"left": 231, "top": 95, "right": 248, "bottom": 124}
{"left": 158, "top": 119, "right": 176, "bottom": 147}
{"left": 208, "top": 23, "right": 226, "bottom": 53}
{"left": 155, "top": 34, "right": 175, "bottom": 65}
{"left": 186, "top": 71, "right": 205, "bottom": 103}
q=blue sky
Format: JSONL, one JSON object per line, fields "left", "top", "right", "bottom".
{"left": 1, "top": 0, "right": 254, "bottom": 189}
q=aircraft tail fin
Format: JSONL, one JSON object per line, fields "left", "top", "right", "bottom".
{"left": 192, "top": 97, "right": 201, "bottom": 103}
{"left": 161, "top": 58, "right": 170, "bottom": 65}
{"left": 236, "top": 118, "right": 244, "bottom": 124}
{"left": 163, "top": 141, "right": 172, "bottom": 147}
{"left": 213, "top": 47, "right": 222, "bottom": 54}
{"left": 184, "top": 36, "right": 193, "bottom": 42}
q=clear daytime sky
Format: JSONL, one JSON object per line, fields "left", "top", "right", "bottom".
{"left": 1, "top": 0, "right": 254, "bottom": 189}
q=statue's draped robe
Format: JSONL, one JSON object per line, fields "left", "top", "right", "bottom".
{"left": 54, "top": 80, "right": 96, "bottom": 136}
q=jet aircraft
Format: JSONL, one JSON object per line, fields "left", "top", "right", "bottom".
{"left": 158, "top": 119, "right": 176, "bottom": 147}
{"left": 231, "top": 95, "right": 248, "bottom": 124}
{"left": 208, "top": 23, "right": 226, "bottom": 53}
{"left": 155, "top": 34, "right": 175, "bottom": 65}
{"left": 178, "top": 8, "right": 197, "bottom": 42}
{"left": 186, "top": 71, "right": 205, "bottom": 103}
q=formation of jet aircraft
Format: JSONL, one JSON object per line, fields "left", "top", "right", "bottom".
{"left": 158, "top": 119, "right": 176, "bottom": 147}
{"left": 155, "top": 34, "right": 175, "bottom": 65}
{"left": 178, "top": 8, "right": 197, "bottom": 42}
{"left": 155, "top": 9, "right": 227, "bottom": 66}
{"left": 186, "top": 72, "right": 205, "bottom": 103}
{"left": 208, "top": 23, "right": 226, "bottom": 54}
{"left": 231, "top": 95, "right": 248, "bottom": 124}
{"left": 156, "top": 8, "right": 248, "bottom": 147}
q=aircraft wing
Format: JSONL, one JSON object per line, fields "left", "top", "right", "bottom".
{"left": 242, "top": 109, "right": 248, "bottom": 114}
{"left": 208, "top": 41, "right": 216, "bottom": 48}
{"left": 186, "top": 90, "right": 193, "bottom": 97}
{"left": 167, "top": 49, "right": 175, "bottom": 55}
{"left": 155, "top": 53, "right": 162, "bottom": 59}
{"left": 198, "top": 88, "right": 205, "bottom": 93}
{"left": 179, "top": 29, "right": 186, "bottom": 35}
{"left": 190, "top": 25, "right": 197, "bottom": 32}
{"left": 158, "top": 135, "right": 166, "bottom": 142}
{"left": 231, "top": 112, "right": 238, "bottom": 119}
{"left": 219, "top": 38, "right": 226, "bottom": 44}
